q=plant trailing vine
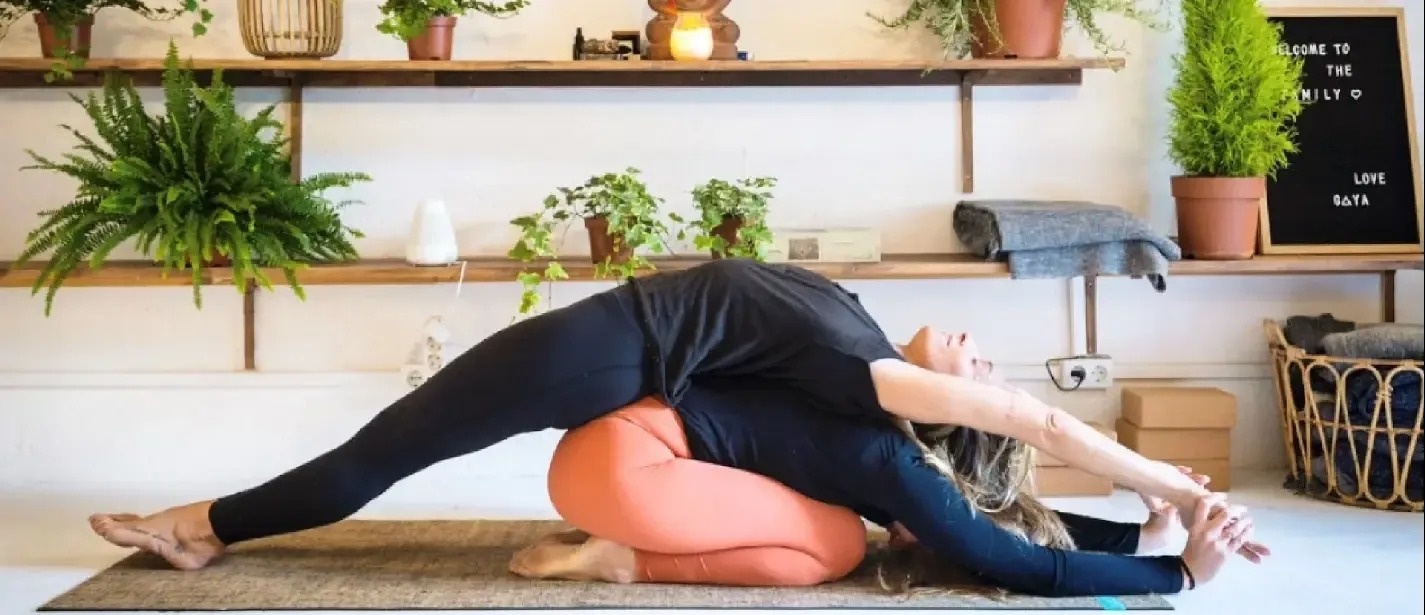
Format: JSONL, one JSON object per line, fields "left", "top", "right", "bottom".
{"left": 12, "top": 41, "right": 371, "bottom": 316}
{"left": 376, "top": 0, "right": 528, "bottom": 41}
{"left": 0, "top": 0, "right": 213, "bottom": 82}
{"left": 507, "top": 167, "right": 684, "bottom": 315}
{"left": 867, "top": 0, "right": 1166, "bottom": 59}
{"left": 1166, "top": 0, "right": 1304, "bottom": 178}
{"left": 689, "top": 176, "right": 776, "bottom": 260}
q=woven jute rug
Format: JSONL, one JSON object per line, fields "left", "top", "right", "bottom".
{"left": 41, "top": 519, "right": 1173, "bottom": 611}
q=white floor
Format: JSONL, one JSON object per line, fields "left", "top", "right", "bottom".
{"left": 1, "top": 471, "right": 1420, "bottom": 615}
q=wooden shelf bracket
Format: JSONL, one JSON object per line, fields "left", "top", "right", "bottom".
{"left": 960, "top": 71, "right": 977, "bottom": 194}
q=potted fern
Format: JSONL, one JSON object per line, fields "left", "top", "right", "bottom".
{"left": 12, "top": 41, "right": 371, "bottom": 316}
{"left": 507, "top": 167, "right": 684, "bottom": 315}
{"left": 689, "top": 176, "right": 776, "bottom": 260}
{"left": 1166, "top": 0, "right": 1303, "bottom": 260}
{"left": 376, "top": 0, "right": 528, "bottom": 60}
{"left": 868, "top": 0, "right": 1165, "bottom": 60}
{"left": 0, "top": 0, "right": 213, "bottom": 82}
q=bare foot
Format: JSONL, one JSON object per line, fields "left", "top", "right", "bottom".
{"left": 509, "top": 534, "right": 637, "bottom": 584}
{"left": 89, "top": 501, "right": 226, "bottom": 570}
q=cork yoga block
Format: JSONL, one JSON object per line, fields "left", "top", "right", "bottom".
{"left": 1031, "top": 466, "right": 1113, "bottom": 497}
{"left": 1115, "top": 419, "right": 1232, "bottom": 460}
{"left": 1121, "top": 386, "right": 1237, "bottom": 429}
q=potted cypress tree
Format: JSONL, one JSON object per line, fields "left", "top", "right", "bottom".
{"left": 1166, "top": 0, "right": 1304, "bottom": 260}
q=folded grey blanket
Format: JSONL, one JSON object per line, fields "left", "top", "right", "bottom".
{"left": 953, "top": 200, "right": 1182, "bottom": 291}
{"left": 1323, "top": 324, "right": 1425, "bottom": 361}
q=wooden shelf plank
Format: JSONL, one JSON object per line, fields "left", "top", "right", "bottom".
{"left": 0, "top": 57, "right": 1124, "bottom": 88}
{"left": 2, "top": 253, "right": 1419, "bottom": 289}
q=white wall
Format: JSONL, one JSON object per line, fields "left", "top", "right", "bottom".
{"left": 1, "top": 0, "right": 1421, "bottom": 503}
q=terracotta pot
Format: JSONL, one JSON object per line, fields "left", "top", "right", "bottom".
{"left": 584, "top": 216, "right": 632, "bottom": 265}
{"left": 969, "top": 0, "right": 1067, "bottom": 59}
{"left": 709, "top": 215, "right": 743, "bottom": 259}
{"left": 1170, "top": 176, "right": 1265, "bottom": 260}
{"left": 184, "top": 252, "right": 232, "bottom": 267}
{"left": 34, "top": 13, "right": 94, "bottom": 59}
{"left": 406, "top": 16, "right": 457, "bottom": 61}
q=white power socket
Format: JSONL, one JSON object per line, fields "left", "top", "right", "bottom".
{"left": 1057, "top": 355, "right": 1115, "bottom": 390}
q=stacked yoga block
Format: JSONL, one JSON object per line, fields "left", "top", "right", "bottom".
{"left": 1031, "top": 422, "right": 1117, "bottom": 496}
{"left": 1116, "top": 387, "right": 1236, "bottom": 491}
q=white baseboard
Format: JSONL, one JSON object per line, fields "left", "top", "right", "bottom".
{"left": 0, "top": 362, "right": 1273, "bottom": 390}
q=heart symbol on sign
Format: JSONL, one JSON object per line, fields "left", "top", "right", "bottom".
{"left": 1350, "top": 89, "right": 1362, "bottom": 100}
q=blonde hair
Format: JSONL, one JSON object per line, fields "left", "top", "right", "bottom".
{"left": 876, "top": 418, "right": 1076, "bottom": 596}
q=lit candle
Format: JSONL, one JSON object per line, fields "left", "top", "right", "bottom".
{"left": 669, "top": 11, "right": 714, "bottom": 61}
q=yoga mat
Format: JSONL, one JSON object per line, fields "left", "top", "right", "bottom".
{"left": 41, "top": 519, "right": 1174, "bottom": 611}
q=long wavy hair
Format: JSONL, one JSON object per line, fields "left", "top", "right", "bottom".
{"left": 875, "top": 416, "right": 1076, "bottom": 596}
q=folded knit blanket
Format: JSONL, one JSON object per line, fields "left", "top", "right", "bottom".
{"left": 1323, "top": 324, "right": 1425, "bottom": 361}
{"left": 952, "top": 200, "right": 1182, "bottom": 292}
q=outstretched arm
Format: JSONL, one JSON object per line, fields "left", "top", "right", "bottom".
{"left": 867, "top": 450, "right": 1188, "bottom": 597}
{"left": 867, "top": 358, "right": 1211, "bottom": 514}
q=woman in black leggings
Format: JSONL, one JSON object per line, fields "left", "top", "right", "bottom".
{"left": 89, "top": 259, "right": 1264, "bottom": 587}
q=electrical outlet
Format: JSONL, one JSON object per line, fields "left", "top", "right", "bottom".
{"left": 1059, "top": 355, "right": 1114, "bottom": 390}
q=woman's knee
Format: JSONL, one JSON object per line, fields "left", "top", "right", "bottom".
{"left": 815, "top": 511, "right": 869, "bottom": 581}
{"left": 547, "top": 401, "right": 676, "bottom": 535}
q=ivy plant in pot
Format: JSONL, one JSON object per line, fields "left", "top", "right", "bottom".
{"left": 1165, "top": 0, "right": 1303, "bottom": 260}
{"left": 688, "top": 176, "right": 776, "bottom": 260}
{"left": 868, "top": 0, "right": 1165, "bottom": 60}
{"left": 507, "top": 167, "right": 684, "bottom": 315}
{"left": 0, "top": 0, "right": 213, "bottom": 82}
{"left": 376, "top": 0, "right": 528, "bottom": 61}
{"left": 11, "top": 42, "right": 371, "bottom": 316}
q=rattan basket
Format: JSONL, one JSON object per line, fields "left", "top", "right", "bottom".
{"left": 1265, "top": 319, "right": 1424, "bottom": 512}
{"left": 238, "top": 0, "right": 344, "bottom": 59}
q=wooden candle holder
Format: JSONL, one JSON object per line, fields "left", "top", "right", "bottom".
{"left": 645, "top": 0, "right": 740, "bottom": 60}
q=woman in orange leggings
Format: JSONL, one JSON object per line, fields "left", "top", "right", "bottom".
{"left": 510, "top": 379, "right": 1236, "bottom": 595}
{"left": 509, "top": 396, "right": 868, "bottom": 587}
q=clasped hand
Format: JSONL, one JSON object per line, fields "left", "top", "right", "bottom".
{"left": 1140, "top": 466, "right": 1271, "bottom": 587}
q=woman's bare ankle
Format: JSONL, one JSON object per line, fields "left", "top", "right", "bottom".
{"left": 89, "top": 500, "right": 226, "bottom": 570}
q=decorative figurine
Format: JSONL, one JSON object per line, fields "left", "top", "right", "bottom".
{"left": 645, "top": 0, "right": 739, "bottom": 61}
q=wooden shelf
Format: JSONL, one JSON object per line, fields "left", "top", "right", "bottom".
{"left": 0, "top": 57, "right": 1124, "bottom": 88}
{"left": 2, "top": 253, "right": 1418, "bottom": 289}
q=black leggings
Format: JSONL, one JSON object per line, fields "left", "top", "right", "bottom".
{"left": 1056, "top": 511, "right": 1141, "bottom": 554}
{"left": 208, "top": 288, "right": 653, "bottom": 545}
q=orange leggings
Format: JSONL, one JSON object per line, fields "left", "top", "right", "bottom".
{"left": 547, "top": 397, "right": 868, "bottom": 587}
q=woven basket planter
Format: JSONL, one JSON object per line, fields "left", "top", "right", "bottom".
{"left": 238, "top": 0, "right": 344, "bottom": 59}
{"left": 1265, "top": 319, "right": 1423, "bottom": 512}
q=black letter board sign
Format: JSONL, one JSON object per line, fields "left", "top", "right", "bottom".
{"left": 1263, "top": 7, "right": 1422, "bottom": 254}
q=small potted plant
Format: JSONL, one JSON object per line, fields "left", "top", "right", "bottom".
{"left": 688, "top": 176, "right": 776, "bottom": 260}
{"left": 1, "top": 0, "right": 213, "bottom": 82}
{"left": 11, "top": 42, "right": 370, "bottom": 315}
{"left": 1166, "top": 0, "right": 1303, "bottom": 260}
{"left": 868, "top": 0, "right": 1165, "bottom": 60}
{"left": 376, "top": 0, "right": 528, "bottom": 61}
{"left": 507, "top": 167, "right": 684, "bottom": 315}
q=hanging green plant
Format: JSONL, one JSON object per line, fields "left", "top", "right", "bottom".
{"left": 507, "top": 167, "right": 684, "bottom": 315}
{"left": 688, "top": 176, "right": 776, "bottom": 260}
{"left": 0, "top": 0, "right": 214, "bottom": 82}
{"left": 868, "top": 0, "right": 1166, "bottom": 60}
{"left": 12, "top": 41, "right": 371, "bottom": 315}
